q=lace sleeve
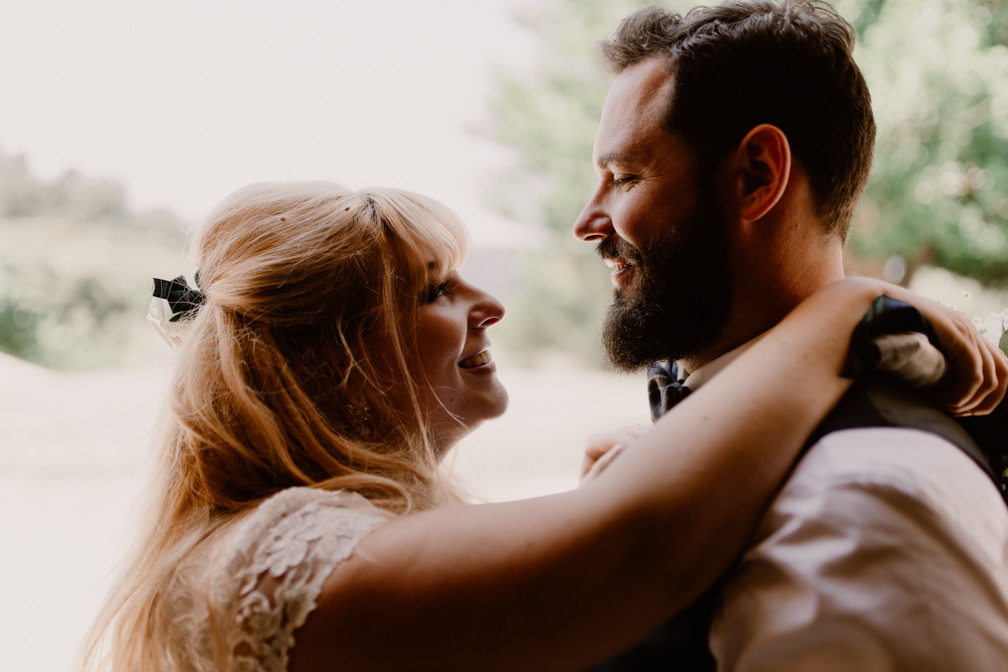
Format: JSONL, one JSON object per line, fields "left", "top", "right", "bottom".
{"left": 219, "top": 487, "right": 388, "bottom": 672}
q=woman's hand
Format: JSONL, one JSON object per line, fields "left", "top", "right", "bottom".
{"left": 916, "top": 302, "right": 1007, "bottom": 416}
{"left": 580, "top": 424, "right": 649, "bottom": 484}
{"left": 848, "top": 279, "right": 1008, "bottom": 416}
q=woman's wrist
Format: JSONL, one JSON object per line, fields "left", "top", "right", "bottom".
{"left": 809, "top": 278, "right": 1008, "bottom": 415}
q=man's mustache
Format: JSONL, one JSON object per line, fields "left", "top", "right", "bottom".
{"left": 596, "top": 237, "right": 643, "bottom": 265}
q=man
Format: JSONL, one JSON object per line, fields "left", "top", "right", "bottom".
{"left": 572, "top": 1, "right": 1008, "bottom": 670}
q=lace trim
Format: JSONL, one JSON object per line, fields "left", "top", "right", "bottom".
{"left": 219, "top": 488, "right": 387, "bottom": 672}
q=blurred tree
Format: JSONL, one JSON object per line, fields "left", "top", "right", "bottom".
{"left": 846, "top": 0, "right": 1008, "bottom": 285}
{"left": 488, "top": 0, "right": 677, "bottom": 365}
{"left": 0, "top": 148, "right": 187, "bottom": 369}
{"left": 488, "top": 0, "right": 1008, "bottom": 365}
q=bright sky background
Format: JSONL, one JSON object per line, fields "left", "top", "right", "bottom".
{"left": 0, "top": 0, "right": 540, "bottom": 245}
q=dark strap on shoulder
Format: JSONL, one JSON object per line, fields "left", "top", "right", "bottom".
{"left": 956, "top": 402, "right": 1008, "bottom": 492}
{"left": 805, "top": 373, "right": 1007, "bottom": 505}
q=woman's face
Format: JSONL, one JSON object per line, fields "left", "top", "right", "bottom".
{"left": 414, "top": 270, "right": 508, "bottom": 455}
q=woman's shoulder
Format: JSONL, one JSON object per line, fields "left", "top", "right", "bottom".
{"left": 219, "top": 487, "right": 389, "bottom": 599}
{"left": 227, "top": 487, "right": 388, "bottom": 564}
{"left": 201, "top": 487, "right": 389, "bottom": 672}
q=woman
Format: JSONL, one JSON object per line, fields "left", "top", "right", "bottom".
{"left": 81, "top": 182, "right": 1005, "bottom": 672}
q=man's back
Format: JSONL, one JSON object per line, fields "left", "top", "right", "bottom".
{"left": 712, "top": 422, "right": 1008, "bottom": 670}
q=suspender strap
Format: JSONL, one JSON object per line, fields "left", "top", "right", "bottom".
{"left": 806, "top": 373, "right": 1007, "bottom": 506}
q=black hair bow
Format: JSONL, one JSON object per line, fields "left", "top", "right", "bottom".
{"left": 152, "top": 274, "right": 204, "bottom": 322}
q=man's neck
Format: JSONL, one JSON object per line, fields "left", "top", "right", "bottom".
{"left": 679, "top": 332, "right": 768, "bottom": 391}
{"left": 679, "top": 228, "right": 846, "bottom": 374}
{"left": 678, "top": 316, "right": 780, "bottom": 375}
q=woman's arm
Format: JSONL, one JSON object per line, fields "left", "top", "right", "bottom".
{"left": 290, "top": 280, "right": 1005, "bottom": 672}
{"left": 582, "top": 280, "right": 1008, "bottom": 485}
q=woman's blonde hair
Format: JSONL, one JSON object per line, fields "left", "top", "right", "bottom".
{"left": 80, "top": 182, "right": 470, "bottom": 671}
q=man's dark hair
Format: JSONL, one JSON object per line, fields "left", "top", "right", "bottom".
{"left": 599, "top": 0, "right": 875, "bottom": 239}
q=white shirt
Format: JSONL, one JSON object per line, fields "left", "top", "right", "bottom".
{"left": 683, "top": 348, "right": 1008, "bottom": 671}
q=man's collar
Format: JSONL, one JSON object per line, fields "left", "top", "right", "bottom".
{"left": 679, "top": 332, "right": 768, "bottom": 392}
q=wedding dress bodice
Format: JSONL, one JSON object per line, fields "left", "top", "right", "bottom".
{"left": 164, "top": 487, "right": 387, "bottom": 672}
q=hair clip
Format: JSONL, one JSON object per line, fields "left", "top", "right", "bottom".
{"left": 147, "top": 274, "right": 204, "bottom": 351}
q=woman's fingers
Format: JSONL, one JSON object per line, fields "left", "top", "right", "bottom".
{"left": 989, "top": 346, "right": 1008, "bottom": 412}
{"left": 582, "top": 444, "right": 626, "bottom": 484}
{"left": 965, "top": 336, "right": 1001, "bottom": 413}
{"left": 927, "top": 308, "right": 1005, "bottom": 415}
{"left": 956, "top": 339, "right": 1007, "bottom": 415}
{"left": 932, "top": 313, "right": 983, "bottom": 412}
{"left": 887, "top": 287, "right": 1001, "bottom": 415}
{"left": 581, "top": 424, "right": 649, "bottom": 483}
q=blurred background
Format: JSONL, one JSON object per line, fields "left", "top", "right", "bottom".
{"left": 2, "top": 0, "right": 1007, "bottom": 670}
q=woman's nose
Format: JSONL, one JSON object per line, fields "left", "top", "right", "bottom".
{"left": 470, "top": 288, "right": 505, "bottom": 328}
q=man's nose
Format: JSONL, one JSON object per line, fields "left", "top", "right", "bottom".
{"left": 572, "top": 197, "right": 615, "bottom": 242}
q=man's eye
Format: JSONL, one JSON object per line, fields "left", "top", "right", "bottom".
{"left": 425, "top": 281, "right": 450, "bottom": 303}
{"left": 611, "top": 175, "right": 634, "bottom": 187}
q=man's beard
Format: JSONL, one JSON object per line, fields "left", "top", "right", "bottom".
{"left": 600, "top": 181, "right": 735, "bottom": 372}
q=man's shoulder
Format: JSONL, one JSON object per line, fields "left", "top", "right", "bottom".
{"left": 715, "top": 426, "right": 1008, "bottom": 672}
{"left": 795, "top": 426, "right": 993, "bottom": 496}
{"left": 764, "top": 426, "right": 1008, "bottom": 563}
{"left": 782, "top": 427, "right": 1004, "bottom": 516}
{"left": 789, "top": 370, "right": 1005, "bottom": 510}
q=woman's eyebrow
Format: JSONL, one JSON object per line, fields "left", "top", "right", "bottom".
{"left": 426, "top": 261, "right": 449, "bottom": 281}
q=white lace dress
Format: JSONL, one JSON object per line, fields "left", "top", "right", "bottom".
{"left": 165, "top": 487, "right": 388, "bottom": 672}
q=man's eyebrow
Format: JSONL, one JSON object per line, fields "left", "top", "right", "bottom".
{"left": 596, "top": 151, "right": 641, "bottom": 170}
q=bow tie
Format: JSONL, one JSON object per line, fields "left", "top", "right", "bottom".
{"left": 647, "top": 361, "right": 692, "bottom": 422}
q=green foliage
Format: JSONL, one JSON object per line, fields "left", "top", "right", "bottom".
{"left": 489, "top": 0, "right": 664, "bottom": 235}
{"left": 847, "top": 0, "right": 1008, "bottom": 284}
{"left": 0, "top": 149, "right": 187, "bottom": 369}
{"left": 488, "top": 0, "right": 1008, "bottom": 365}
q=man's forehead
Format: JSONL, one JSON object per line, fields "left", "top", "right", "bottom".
{"left": 609, "top": 57, "right": 673, "bottom": 113}
{"left": 595, "top": 57, "right": 674, "bottom": 164}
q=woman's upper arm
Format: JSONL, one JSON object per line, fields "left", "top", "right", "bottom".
{"left": 290, "top": 280, "right": 1005, "bottom": 672}
{"left": 291, "top": 491, "right": 647, "bottom": 672}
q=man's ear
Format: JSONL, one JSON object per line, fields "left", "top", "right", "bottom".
{"left": 733, "top": 124, "right": 791, "bottom": 223}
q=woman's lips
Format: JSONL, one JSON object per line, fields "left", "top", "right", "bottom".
{"left": 459, "top": 350, "right": 492, "bottom": 369}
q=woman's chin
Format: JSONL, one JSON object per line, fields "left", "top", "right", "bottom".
{"left": 460, "top": 387, "right": 511, "bottom": 434}
{"left": 465, "top": 380, "right": 511, "bottom": 425}
{"left": 488, "top": 386, "right": 510, "bottom": 419}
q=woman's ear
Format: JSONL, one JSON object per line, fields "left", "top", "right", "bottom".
{"left": 733, "top": 124, "right": 792, "bottom": 223}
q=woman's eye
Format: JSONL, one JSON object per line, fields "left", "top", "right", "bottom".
{"left": 425, "top": 281, "right": 450, "bottom": 303}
